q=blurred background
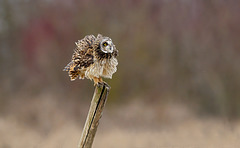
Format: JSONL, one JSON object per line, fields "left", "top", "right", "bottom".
{"left": 1, "top": 0, "right": 240, "bottom": 147}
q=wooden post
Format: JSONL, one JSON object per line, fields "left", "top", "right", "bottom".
{"left": 78, "top": 83, "right": 110, "bottom": 148}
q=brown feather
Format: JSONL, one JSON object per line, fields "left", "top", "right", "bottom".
{"left": 64, "top": 34, "right": 118, "bottom": 82}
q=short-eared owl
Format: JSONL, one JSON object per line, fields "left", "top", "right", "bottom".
{"left": 63, "top": 34, "right": 118, "bottom": 85}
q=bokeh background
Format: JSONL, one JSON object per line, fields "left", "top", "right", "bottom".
{"left": 1, "top": 0, "right": 240, "bottom": 147}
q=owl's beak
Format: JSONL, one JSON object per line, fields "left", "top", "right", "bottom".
{"left": 102, "top": 45, "right": 113, "bottom": 53}
{"left": 106, "top": 46, "right": 113, "bottom": 53}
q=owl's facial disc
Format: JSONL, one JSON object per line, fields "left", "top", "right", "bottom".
{"left": 100, "top": 39, "right": 113, "bottom": 53}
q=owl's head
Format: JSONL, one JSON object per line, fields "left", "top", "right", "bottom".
{"left": 94, "top": 34, "right": 115, "bottom": 54}
{"left": 99, "top": 37, "right": 114, "bottom": 53}
{"left": 93, "top": 34, "right": 118, "bottom": 59}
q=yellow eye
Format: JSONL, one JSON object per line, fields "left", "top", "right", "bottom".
{"left": 103, "top": 42, "right": 108, "bottom": 47}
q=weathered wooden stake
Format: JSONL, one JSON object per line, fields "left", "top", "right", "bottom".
{"left": 78, "top": 83, "right": 110, "bottom": 148}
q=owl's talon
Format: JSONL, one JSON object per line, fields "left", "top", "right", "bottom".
{"left": 99, "top": 82, "right": 111, "bottom": 88}
{"left": 97, "top": 82, "right": 104, "bottom": 87}
{"left": 103, "top": 82, "right": 110, "bottom": 88}
{"left": 93, "top": 77, "right": 103, "bottom": 86}
{"left": 93, "top": 77, "right": 110, "bottom": 88}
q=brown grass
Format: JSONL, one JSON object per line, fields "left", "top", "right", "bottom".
{"left": 1, "top": 99, "right": 240, "bottom": 148}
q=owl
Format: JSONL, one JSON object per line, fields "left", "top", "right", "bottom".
{"left": 63, "top": 34, "right": 118, "bottom": 85}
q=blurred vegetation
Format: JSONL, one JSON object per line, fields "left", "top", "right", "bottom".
{"left": 0, "top": 0, "right": 240, "bottom": 119}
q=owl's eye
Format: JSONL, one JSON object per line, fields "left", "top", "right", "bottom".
{"left": 102, "top": 42, "right": 108, "bottom": 47}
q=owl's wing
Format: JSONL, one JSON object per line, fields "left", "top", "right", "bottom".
{"left": 63, "top": 48, "right": 94, "bottom": 81}
{"left": 64, "top": 35, "right": 96, "bottom": 81}
{"left": 63, "top": 61, "right": 81, "bottom": 81}
{"left": 75, "top": 35, "right": 96, "bottom": 51}
{"left": 72, "top": 47, "right": 94, "bottom": 69}
{"left": 73, "top": 35, "right": 96, "bottom": 69}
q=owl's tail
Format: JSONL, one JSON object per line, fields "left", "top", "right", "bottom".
{"left": 63, "top": 61, "right": 74, "bottom": 71}
{"left": 63, "top": 61, "right": 81, "bottom": 81}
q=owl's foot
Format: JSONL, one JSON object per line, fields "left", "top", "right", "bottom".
{"left": 93, "top": 77, "right": 103, "bottom": 86}
{"left": 93, "top": 77, "right": 110, "bottom": 88}
{"left": 96, "top": 82, "right": 111, "bottom": 89}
